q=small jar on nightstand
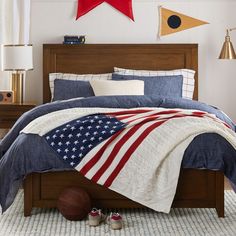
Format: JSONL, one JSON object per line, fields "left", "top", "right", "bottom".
{"left": 0, "top": 103, "right": 36, "bottom": 138}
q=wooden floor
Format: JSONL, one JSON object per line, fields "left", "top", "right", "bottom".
{"left": 225, "top": 177, "right": 232, "bottom": 190}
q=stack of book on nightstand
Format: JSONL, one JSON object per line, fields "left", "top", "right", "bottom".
{"left": 63, "top": 35, "right": 86, "bottom": 44}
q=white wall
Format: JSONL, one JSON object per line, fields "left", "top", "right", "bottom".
{"left": 6, "top": 0, "right": 236, "bottom": 119}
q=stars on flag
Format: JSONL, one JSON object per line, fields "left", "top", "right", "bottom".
{"left": 44, "top": 113, "right": 125, "bottom": 167}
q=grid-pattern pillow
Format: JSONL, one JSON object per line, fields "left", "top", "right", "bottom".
{"left": 114, "top": 67, "right": 195, "bottom": 99}
{"left": 49, "top": 73, "right": 112, "bottom": 100}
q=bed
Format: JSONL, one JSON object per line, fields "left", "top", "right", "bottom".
{"left": 22, "top": 44, "right": 226, "bottom": 217}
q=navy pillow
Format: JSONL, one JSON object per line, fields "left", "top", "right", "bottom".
{"left": 53, "top": 79, "right": 94, "bottom": 101}
{"left": 112, "top": 74, "right": 183, "bottom": 98}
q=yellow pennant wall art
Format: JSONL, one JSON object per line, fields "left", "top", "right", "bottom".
{"left": 159, "top": 7, "right": 209, "bottom": 36}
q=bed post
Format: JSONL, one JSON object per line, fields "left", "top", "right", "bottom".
{"left": 24, "top": 174, "right": 33, "bottom": 217}
{"left": 215, "top": 171, "right": 224, "bottom": 217}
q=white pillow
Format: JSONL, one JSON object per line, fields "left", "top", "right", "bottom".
{"left": 49, "top": 73, "right": 112, "bottom": 100}
{"left": 114, "top": 67, "right": 195, "bottom": 99}
{"left": 90, "top": 80, "right": 144, "bottom": 96}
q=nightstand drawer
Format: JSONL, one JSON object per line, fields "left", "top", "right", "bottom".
{"left": 0, "top": 121, "right": 17, "bottom": 129}
{"left": 0, "top": 110, "right": 27, "bottom": 118}
{"left": 0, "top": 103, "right": 36, "bottom": 129}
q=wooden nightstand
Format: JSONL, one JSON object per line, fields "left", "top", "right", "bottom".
{"left": 0, "top": 103, "right": 36, "bottom": 129}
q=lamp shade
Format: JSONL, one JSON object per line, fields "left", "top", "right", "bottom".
{"left": 2, "top": 44, "right": 33, "bottom": 71}
{"left": 219, "top": 35, "right": 236, "bottom": 59}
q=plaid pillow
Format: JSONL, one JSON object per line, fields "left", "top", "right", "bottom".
{"left": 49, "top": 73, "right": 112, "bottom": 100}
{"left": 114, "top": 67, "right": 195, "bottom": 99}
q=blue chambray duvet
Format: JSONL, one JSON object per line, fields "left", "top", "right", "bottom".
{"left": 0, "top": 95, "right": 236, "bottom": 213}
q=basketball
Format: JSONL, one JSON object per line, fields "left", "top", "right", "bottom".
{"left": 57, "top": 187, "right": 91, "bottom": 221}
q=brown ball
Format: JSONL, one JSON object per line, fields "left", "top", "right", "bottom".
{"left": 57, "top": 187, "right": 91, "bottom": 221}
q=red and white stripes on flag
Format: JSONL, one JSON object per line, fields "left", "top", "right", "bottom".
{"left": 76, "top": 109, "right": 229, "bottom": 187}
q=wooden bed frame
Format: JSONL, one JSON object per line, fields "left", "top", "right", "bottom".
{"left": 24, "top": 44, "right": 224, "bottom": 217}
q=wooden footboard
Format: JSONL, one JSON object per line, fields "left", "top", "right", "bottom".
{"left": 24, "top": 169, "right": 224, "bottom": 218}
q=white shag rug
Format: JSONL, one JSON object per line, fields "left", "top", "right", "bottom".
{"left": 1, "top": 190, "right": 236, "bottom": 236}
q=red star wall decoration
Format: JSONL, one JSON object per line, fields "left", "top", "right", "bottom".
{"left": 76, "top": 0, "right": 134, "bottom": 21}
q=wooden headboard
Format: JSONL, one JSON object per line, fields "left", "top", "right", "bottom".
{"left": 43, "top": 44, "right": 198, "bottom": 103}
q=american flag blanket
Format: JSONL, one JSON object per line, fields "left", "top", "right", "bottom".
{"left": 22, "top": 107, "right": 236, "bottom": 213}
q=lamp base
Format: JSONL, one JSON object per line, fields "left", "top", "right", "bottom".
{"left": 11, "top": 72, "right": 24, "bottom": 104}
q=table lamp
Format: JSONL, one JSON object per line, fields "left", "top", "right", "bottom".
{"left": 2, "top": 44, "right": 33, "bottom": 103}
{"left": 219, "top": 28, "right": 236, "bottom": 59}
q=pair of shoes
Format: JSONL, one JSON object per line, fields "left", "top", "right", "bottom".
{"left": 88, "top": 208, "right": 123, "bottom": 230}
